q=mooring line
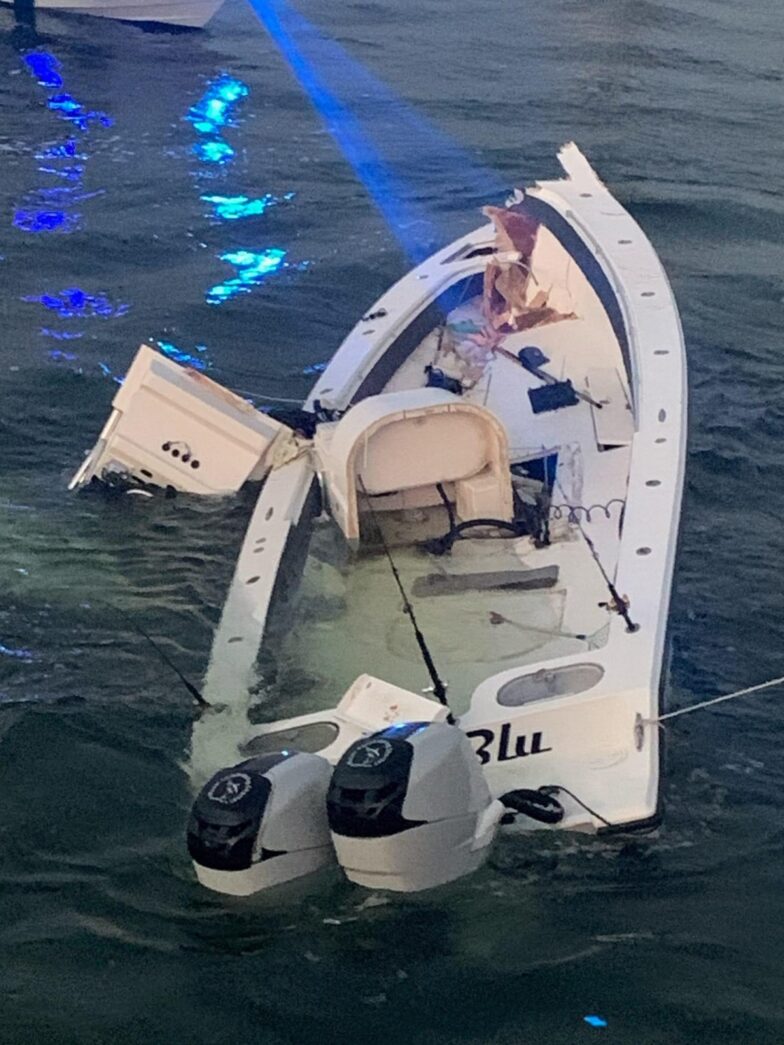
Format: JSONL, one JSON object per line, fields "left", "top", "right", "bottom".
{"left": 649, "top": 674, "right": 784, "bottom": 724}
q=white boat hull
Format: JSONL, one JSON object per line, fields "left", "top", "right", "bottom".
{"left": 71, "top": 145, "right": 687, "bottom": 847}
{"left": 197, "top": 144, "right": 687, "bottom": 833}
{"left": 5, "top": 0, "right": 224, "bottom": 28}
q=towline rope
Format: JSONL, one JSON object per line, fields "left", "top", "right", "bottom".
{"left": 649, "top": 674, "right": 784, "bottom": 724}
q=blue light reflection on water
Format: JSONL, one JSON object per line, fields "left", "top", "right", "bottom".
{"left": 186, "top": 75, "right": 249, "bottom": 135}
{"left": 0, "top": 644, "right": 35, "bottom": 663}
{"left": 46, "top": 94, "right": 113, "bottom": 132}
{"left": 38, "top": 165, "right": 85, "bottom": 182}
{"left": 36, "top": 140, "right": 81, "bottom": 160}
{"left": 181, "top": 74, "right": 300, "bottom": 316}
{"left": 16, "top": 52, "right": 112, "bottom": 239}
{"left": 187, "top": 75, "right": 249, "bottom": 166}
{"left": 195, "top": 140, "right": 235, "bottom": 165}
{"left": 22, "top": 51, "right": 62, "bottom": 88}
{"left": 36, "top": 187, "right": 104, "bottom": 204}
{"left": 201, "top": 192, "right": 295, "bottom": 221}
{"left": 156, "top": 340, "right": 211, "bottom": 371}
{"left": 23, "top": 288, "right": 130, "bottom": 319}
{"left": 23, "top": 52, "right": 112, "bottom": 131}
{"left": 13, "top": 210, "right": 79, "bottom": 234}
{"left": 15, "top": 51, "right": 125, "bottom": 373}
{"left": 247, "top": 0, "right": 506, "bottom": 260}
{"left": 42, "top": 330, "right": 83, "bottom": 341}
{"left": 206, "top": 248, "right": 288, "bottom": 305}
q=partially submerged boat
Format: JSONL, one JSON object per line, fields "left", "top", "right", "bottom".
{"left": 72, "top": 144, "right": 686, "bottom": 893}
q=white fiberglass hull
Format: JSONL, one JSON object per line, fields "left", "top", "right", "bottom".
{"left": 191, "top": 146, "right": 686, "bottom": 835}
{"left": 11, "top": 0, "right": 224, "bottom": 28}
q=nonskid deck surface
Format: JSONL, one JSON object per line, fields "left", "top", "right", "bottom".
{"left": 259, "top": 512, "right": 613, "bottom": 721}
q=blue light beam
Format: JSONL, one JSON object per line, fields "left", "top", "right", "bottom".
{"left": 247, "top": 0, "right": 507, "bottom": 261}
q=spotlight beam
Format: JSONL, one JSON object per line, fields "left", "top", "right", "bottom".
{"left": 248, "top": 0, "right": 507, "bottom": 260}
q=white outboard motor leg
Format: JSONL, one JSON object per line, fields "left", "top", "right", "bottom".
{"left": 327, "top": 722, "right": 504, "bottom": 892}
{"left": 188, "top": 751, "right": 334, "bottom": 895}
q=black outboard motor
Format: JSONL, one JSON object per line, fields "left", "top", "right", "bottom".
{"left": 188, "top": 751, "right": 334, "bottom": 895}
{"left": 327, "top": 721, "right": 503, "bottom": 892}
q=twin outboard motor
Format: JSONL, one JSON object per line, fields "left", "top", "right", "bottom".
{"left": 327, "top": 721, "right": 504, "bottom": 892}
{"left": 187, "top": 751, "right": 334, "bottom": 896}
{"left": 187, "top": 725, "right": 548, "bottom": 896}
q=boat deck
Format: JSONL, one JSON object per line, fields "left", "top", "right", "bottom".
{"left": 265, "top": 259, "right": 634, "bottom": 720}
{"left": 266, "top": 523, "right": 612, "bottom": 719}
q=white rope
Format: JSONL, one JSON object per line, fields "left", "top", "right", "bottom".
{"left": 233, "top": 387, "right": 303, "bottom": 404}
{"left": 650, "top": 674, "right": 784, "bottom": 723}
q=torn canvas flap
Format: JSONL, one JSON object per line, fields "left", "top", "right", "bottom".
{"left": 481, "top": 205, "right": 573, "bottom": 333}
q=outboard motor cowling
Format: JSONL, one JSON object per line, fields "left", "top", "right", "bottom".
{"left": 327, "top": 722, "right": 503, "bottom": 892}
{"left": 188, "top": 751, "right": 334, "bottom": 895}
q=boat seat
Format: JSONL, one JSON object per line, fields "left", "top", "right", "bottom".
{"left": 314, "top": 388, "right": 514, "bottom": 545}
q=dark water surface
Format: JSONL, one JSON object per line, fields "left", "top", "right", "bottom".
{"left": 1, "top": 0, "right": 783, "bottom": 1040}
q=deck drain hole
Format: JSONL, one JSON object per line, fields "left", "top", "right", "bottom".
{"left": 362, "top": 329, "right": 375, "bottom": 336}
{"left": 636, "top": 547, "right": 652, "bottom": 556}
{"left": 618, "top": 238, "right": 632, "bottom": 244}
{"left": 641, "top": 291, "right": 656, "bottom": 298}
{"left": 646, "top": 480, "right": 661, "bottom": 487}
{"left": 658, "top": 409, "right": 667, "bottom": 422}
{"left": 228, "top": 636, "right": 244, "bottom": 644}
{"left": 654, "top": 350, "right": 669, "bottom": 356}
{"left": 655, "top": 437, "right": 667, "bottom": 444}
{"left": 254, "top": 546, "right": 266, "bottom": 553}
{"left": 246, "top": 575, "right": 261, "bottom": 584}
{"left": 265, "top": 507, "right": 274, "bottom": 520}
{"left": 580, "top": 192, "right": 593, "bottom": 198}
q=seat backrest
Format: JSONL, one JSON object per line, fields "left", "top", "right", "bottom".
{"left": 358, "top": 409, "right": 490, "bottom": 494}
{"left": 314, "top": 388, "right": 513, "bottom": 544}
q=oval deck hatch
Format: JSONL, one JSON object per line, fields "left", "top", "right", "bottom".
{"left": 497, "top": 663, "right": 605, "bottom": 706}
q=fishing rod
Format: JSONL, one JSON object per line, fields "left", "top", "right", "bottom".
{"left": 95, "top": 599, "right": 212, "bottom": 709}
{"left": 357, "top": 477, "right": 453, "bottom": 721}
{"left": 551, "top": 469, "right": 638, "bottom": 633}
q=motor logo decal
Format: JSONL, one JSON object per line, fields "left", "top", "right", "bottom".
{"left": 347, "top": 738, "right": 393, "bottom": 769}
{"left": 208, "top": 771, "right": 253, "bottom": 805}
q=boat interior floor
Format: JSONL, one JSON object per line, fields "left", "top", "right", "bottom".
{"left": 255, "top": 273, "right": 632, "bottom": 724}
{"left": 263, "top": 508, "right": 613, "bottom": 720}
